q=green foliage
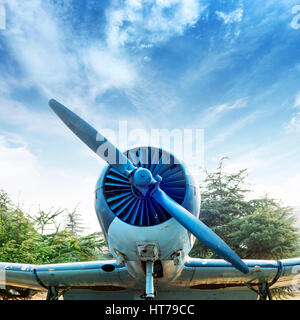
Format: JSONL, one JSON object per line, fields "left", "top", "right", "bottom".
{"left": 221, "top": 199, "right": 299, "bottom": 259}
{"left": 0, "top": 189, "right": 111, "bottom": 299}
{"left": 190, "top": 158, "right": 300, "bottom": 260}
{"left": 189, "top": 158, "right": 300, "bottom": 299}
{"left": 31, "top": 207, "right": 63, "bottom": 235}
{"left": 64, "top": 206, "right": 84, "bottom": 236}
{"left": 0, "top": 204, "right": 41, "bottom": 264}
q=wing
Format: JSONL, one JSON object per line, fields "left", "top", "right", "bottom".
{"left": 1, "top": 258, "right": 299, "bottom": 300}
{"left": 160, "top": 257, "right": 300, "bottom": 300}
{"left": 0, "top": 260, "right": 135, "bottom": 299}
{"left": 183, "top": 257, "right": 300, "bottom": 288}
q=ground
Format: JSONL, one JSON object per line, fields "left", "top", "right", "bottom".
{"left": 30, "top": 290, "right": 300, "bottom": 300}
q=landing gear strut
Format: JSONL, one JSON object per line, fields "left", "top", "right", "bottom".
{"left": 137, "top": 243, "right": 159, "bottom": 300}
{"left": 246, "top": 282, "right": 272, "bottom": 300}
{"left": 145, "top": 261, "right": 155, "bottom": 300}
{"left": 46, "top": 286, "right": 70, "bottom": 300}
{"left": 46, "top": 286, "right": 59, "bottom": 300}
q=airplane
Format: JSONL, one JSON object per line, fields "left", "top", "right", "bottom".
{"left": 1, "top": 99, "right": 299, "bottom": 300}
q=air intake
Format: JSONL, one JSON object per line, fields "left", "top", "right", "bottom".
{"left": 103, "top": 147, "right": 187, "bottom": 226}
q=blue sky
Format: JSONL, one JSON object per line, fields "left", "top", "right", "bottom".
{"left": 1, "top": 0, "right": 300, "bottom": 232}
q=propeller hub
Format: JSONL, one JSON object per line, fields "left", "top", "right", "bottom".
{"left": 133, "top": 168, "right": 153, "bottom": 187}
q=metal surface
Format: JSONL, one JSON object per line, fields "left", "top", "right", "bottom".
{"left": 145, "top": 261, "right": 155, "bottom": 299}
{"left": 152, "top": 188, "right": 249, "bottom": 274}
{"left": 48, "top": 99, "right": 136, "bottom": 176}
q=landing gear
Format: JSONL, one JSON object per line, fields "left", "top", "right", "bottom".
{"left": 246, "top": 282, "right": 272, "bottom": 300}
{"left": 145, "top": 261, "right": 155, "bottom": 300}
{"left": 46, "top": 286, "right": 70, "bottom": 300}
{"left": 246, "top": 261, "right": 283, "bottom": 300}
{"left": 137, "top": 243, "right": 160, "bottom": 300}
{"left": 258, "top": 283, "right": 272, "bottom": 300}
{"left": 46, "top": 286, "right": 59, "bottom": 300}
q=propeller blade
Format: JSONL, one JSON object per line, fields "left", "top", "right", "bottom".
{"left": 49, "top": 99, "right": 136, "bottom": 176}
{"left": 152, "top": 187, "right": 249, "bottom": 274}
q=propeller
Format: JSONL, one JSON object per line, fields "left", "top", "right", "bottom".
{"left": 151, "top": 187, "right": 249, "bottom": 274}
{"left": 48, "top": 99, "right": 136, "bottom": 176}
{"left": 49, "top": 99, "right": 249, "bottom": 274}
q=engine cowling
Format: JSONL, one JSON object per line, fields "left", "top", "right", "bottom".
{"left": 95, "top": 146, "right": 200, "bottom": 236}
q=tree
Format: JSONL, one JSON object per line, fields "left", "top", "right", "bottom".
{"left": 0, "top": 189, "right": 12, "bottom": 211}
{"left": 0, "top": 190, "right": 111, "bottom": 299}
{"left": 0, "top": 191, "right": 44, "bottom": 299}
{"left": 31, "top": 207, "right": 64, "bottom": 235}
{"left": 190, "top": 158, "right": 300, "bottom": 260}
{"left": 0, "top": 201, "right": 41, "bottom": 264}
{"left": 64, "top": 206, "right": 84, "bottom": 236}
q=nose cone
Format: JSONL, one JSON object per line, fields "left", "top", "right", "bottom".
{"left": 133, "top": 168, "right": 152, "bottom": 187}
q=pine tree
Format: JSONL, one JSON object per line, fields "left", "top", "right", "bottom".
{"left": 64, "top": 206, "right": 84, "bottom": 236}
{"left": 31, "top": 207, "right": 64, "bottom": 235}
{"left": 190, "top": 158, "right": 300, "bottom": 260}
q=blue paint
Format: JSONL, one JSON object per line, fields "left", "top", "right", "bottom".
{"left": 48, "top": 99, "right": 136, "bottom": 175}
{"left": 36, "top": 261, "right": 124, "bottom": 272}
{"left": 153, "top": 187, "right": 249, "bottom": 274}
{"left": 102, "top": 146, "right": 188, "bottom": 227}
{"left": 2, "top": 264, "right": 35, "bottom": 272}
{"left": 280, "top": 258, "right": 300, "bottom": 267}
{"left": 185, "top": 259, "right": 278, "bottom": 269}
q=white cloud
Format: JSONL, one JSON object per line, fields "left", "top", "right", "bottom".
{"left": 285, "top": 112, "right": 300, "bottom": 133}
{"left": 3, "top": 0, "right": 188, "bottom": 123}
{"left": 0, "top": 135, "right": 40, "bottom": 193}
{"left": 105, "top": 0, "right": 205, "bottom": 49}
{"left": 294, "top": 92, "right": 300, "bottom": 108}
{"left": 0, "top": 95, "right": 69, "bottom": 137}
{"left": 1, "top": 0, "right": 206, "bottom": 126}
{"left": 210, "top": 98, "right": 247, "bottom": 114}
{"left": 198, "top": 98, "right": 248, "bottom": 129}
{"left": 284, "top": 92, "right": 300, "bottom": 133}
{"left": 0, "top": 135, "right": 100, "bottom": 233}
{"left": 82, "top": 45, "right": 137, "bottom": 100}
{"left": 216, "top": 8, "right": 244, "bottom": 24}
{"left": 216, "top": 133, "right": 298, "bottom": 174}
{"left": 248, "top": 174, "right": 300, "bottom": 208}
{"left": 5, "top": 0, "right": 76, "bottom": 97}
{"left": 125, "top": 77, "right": 180, "bottom": 115}
{"left": 180, "top": 50, "right": 234, "bottom": 89}
{"left": 3, "top": 0, "right": 141, "bottom": 115}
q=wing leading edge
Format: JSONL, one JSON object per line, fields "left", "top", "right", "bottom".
{"left": 181, "top": 258, "right": 300, "bottom": 289}
{"left": 0, "top": 260, "right": 134, "bottom": 299}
